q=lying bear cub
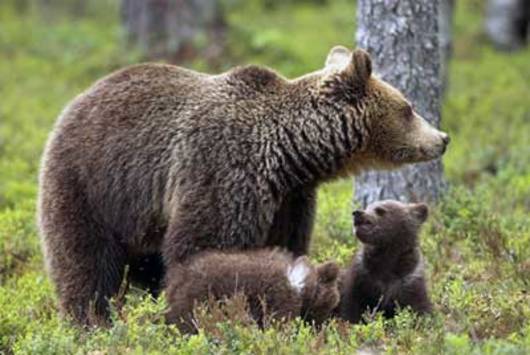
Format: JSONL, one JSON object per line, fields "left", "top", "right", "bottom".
{"left": 338, "top": 200, "right": 432, "bottom": 323}
{"left": 338, "top": 200, "right": 433, "bottom": 323}
{"left": 165, "top": 249, "right": 340, "bottom": 332}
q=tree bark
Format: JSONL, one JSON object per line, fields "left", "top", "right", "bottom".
{"left": 354, "top": 0, "right": 446, "bottom": 207}
{"left": 121, "top": 0, "right": 225, "bottom": 62}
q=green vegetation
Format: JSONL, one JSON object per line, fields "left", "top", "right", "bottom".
{"left": 1, "top": 0, "right": 529, "bottom": 353}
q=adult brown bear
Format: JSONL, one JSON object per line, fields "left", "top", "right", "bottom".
{"left": 37, "top": 46, "right": 449, "bottom": 325}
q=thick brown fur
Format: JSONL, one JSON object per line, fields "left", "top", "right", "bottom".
{"left": 37, "top": 46, "right": 448, "bottom": 325}
{"left": 165, "top": 249, "right": 340, "bottom": 333}
{"left": 338, "top": 200, "right": 433, "bottom": 323}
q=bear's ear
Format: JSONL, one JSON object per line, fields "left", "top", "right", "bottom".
{"left": 410, "top": 203, "right": 429, "bottom": 223}
{"left": 348, "top": 48, "right": 372, "bottom": 84}
{"left": 325, "top": 45, "right": 352, "bottom": 71}
{"left": 317, "top": 261, "right": 340, "bottom": 284}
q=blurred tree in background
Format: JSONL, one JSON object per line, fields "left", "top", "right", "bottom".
{"left": 121, "top": 0, "right": 225, "bottom": 62}
{"left": 354, "top": 0, "right": 447, "bottom": 207}
{"left": 37, "top": 0, "right": 87, "bottom": 18}
{"left": 486, "top": 0, "right": 529, "bottom": 51}
{"left": 439, "top": 0, "right": 454, "bottom": 94}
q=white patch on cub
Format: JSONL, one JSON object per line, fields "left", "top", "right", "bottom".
{"left": 286, "top": 258, "right": 311, "bottom": 293}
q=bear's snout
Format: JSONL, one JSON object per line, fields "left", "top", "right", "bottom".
{"left": 353, "top": 210, "right": 370, "bottom": 226}
{"left": 440, "top": 133, "right": 450, "bottom": 153}
{"left": 352, "top": 210, "right": 362, "bottom": 223}
{"left": 441, "top": 133, "right": 450, "bottom": 146}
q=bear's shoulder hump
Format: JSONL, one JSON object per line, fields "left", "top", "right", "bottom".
{"left": 227, "top": 65, "right": 285, "bottom": 92}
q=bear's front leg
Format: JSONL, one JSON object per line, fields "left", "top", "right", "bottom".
{"left": 397, "top": 277, "right": 433, "bottom": 315}
{"left": 267, "top": 186, "right": 316, "bottom": 256}
{"left": 337, "top": 270, "right": 363, "bottom": 324}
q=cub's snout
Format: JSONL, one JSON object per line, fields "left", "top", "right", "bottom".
{"left": 352, "top": 210, "right": 369, "bottom": 226}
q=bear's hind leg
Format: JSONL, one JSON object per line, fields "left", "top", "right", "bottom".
{"left": 40, "top": 205, "right": 127, "bottom": 326}
{"left": 55, "top": 234, "right": 126, "bottom": 326}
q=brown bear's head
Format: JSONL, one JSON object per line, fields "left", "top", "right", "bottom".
{"left": 287, "top": 257, "right": 340, "bottom": 324}
{"left": 322, "top": 46, "right": 450, "bottom": 171}
{"left": 352, "top": 200, "right": 429, "bottom": 247}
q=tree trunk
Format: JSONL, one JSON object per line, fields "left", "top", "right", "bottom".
{"left": 485, "top": 0, "right": 529, "bottom": 51}
{"left": 37, "top": 0, "right": 86, "bottom": 18}
{"left": 14, "top": 0, "right": 29, "bottom": 14}
{"left": 121, "top": 0, "right": 225, "bottom": 62}
{"left": 354, "top": 0, "right": 446, "bottom": 207}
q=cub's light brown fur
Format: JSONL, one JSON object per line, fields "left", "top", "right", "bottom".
{"left": 38, "top": 46, "right": 449, "bottom": 325}
{"left": 165, "top": 249, "right": 339, "bottom": 333}
{"left": 338, "top": 200, "right": 433, "bottom": 323}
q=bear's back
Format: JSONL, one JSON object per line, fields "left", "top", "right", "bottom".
{"left": 39, "top": 63, "right": 217, "bottom": 245}
{"left": 39, "top": 62, "right": 289, "bottom": 249}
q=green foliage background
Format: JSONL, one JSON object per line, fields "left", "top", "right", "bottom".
{"left": 0, "top": 0, "right": 529, "bottom": 353}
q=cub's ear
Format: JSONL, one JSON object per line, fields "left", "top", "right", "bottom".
{"left": 317, "top": 261, "right": 340, "bottom": 284}
{"left": 349, "top": 48, "right": 372, "bottom": 84}
{"left": 325, "top": 45, "right": 352, "bottom": 70}
{"left": 411, "top": 203, "right": 429, "bottom": 223}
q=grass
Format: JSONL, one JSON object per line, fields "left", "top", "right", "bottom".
{"left": 1, "top": 0, "right": 529, "bottom": 353}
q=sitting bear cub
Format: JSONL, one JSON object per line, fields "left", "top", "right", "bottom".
{"left": 165, "top": 249, "right": 340, "bottom": 332}
{"left": 338, "top": 200, "right": 433, "bottom": 323}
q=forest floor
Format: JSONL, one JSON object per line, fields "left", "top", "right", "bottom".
{"left": 1, "top": 0, "right": 529, "bottom": 353}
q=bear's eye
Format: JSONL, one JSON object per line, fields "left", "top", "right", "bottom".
{"left": 403, "top": 105, "right": 413, "bottom": 120}
{"left": 375, "top": 207, "right": 386, "bottom": 216}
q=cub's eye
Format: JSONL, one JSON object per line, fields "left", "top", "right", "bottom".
{"left": 375, "top": 207, "right": 386, "bottom": 216}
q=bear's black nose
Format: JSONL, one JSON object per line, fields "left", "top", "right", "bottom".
{"left": 352, "top": 210, "right": 364, "bottom": 224}
{"left": 442, "top": 134, "right": 450, "bottom": 146}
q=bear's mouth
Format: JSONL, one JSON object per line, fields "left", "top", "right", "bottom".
{"left": 352, "top": 212, "right": 376, "bottom": 243}
{"left": 354, "top": 227, "right": 373, "bottom": 244}
{"left": 354, "top": 218, "right": 372, "bottom": 227}
{"left": 389, "top": 147, "right": 422, "bottom": 163}
{"left": 416, "top": 139, "right": 450, "bottom": 161}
